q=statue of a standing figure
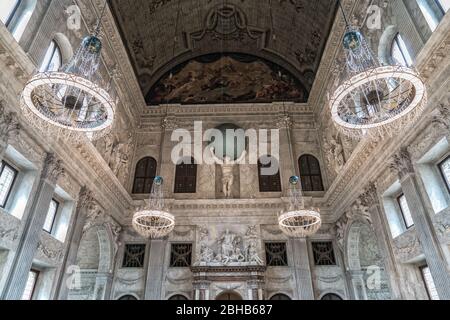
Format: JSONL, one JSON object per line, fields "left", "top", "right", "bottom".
{"left": 210, "top": 147, "right": 246, "bottom": 198}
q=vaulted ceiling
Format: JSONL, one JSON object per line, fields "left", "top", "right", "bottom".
{"left": 109, "top": 0, "right": 338, "bottom": 105}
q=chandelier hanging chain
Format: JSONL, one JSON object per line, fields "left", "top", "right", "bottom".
{"left": 93, "top": 0, "right": 109, "bottom": 36}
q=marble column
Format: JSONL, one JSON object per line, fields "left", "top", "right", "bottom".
{"left": 193, "top": 281, "right": 211, "bottom": 300}
{"left": 390, "top": 148, "right": 450, "bottom": 300}
{"left": 2, "top": 153, "right": 64, "bottom": 300}
{"left": 144, "top": 239, "right": 167, "bottom": 300}
{"left": 0, "top": 101, "right": 20, "bottom": 162}
{"left": 53, "top": 187, "right": 96, "bottom": 300}
{"left": 290, "top": 238, "right": 314, "bottom": 300}
{"left": 360, "top": 183, "right": 402, "bottom": 300}
{"left": 348, "top": 270, "right": 368, "bottom": 300}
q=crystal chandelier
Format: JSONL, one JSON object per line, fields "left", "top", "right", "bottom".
{"left": 20, "top": 2, "right": 116, "bottom": 142}
{"left": 132, "top": 177, "right": 175, "bottom": 239}
{"left": 329, "top": 3, "right": 427, "bottom": 139}
{"left": 278, "top": 176, "right": 322, "bottom": 238}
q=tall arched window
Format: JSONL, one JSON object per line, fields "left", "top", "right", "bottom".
{"left": 40, "top": 40, "right": 62, "bottom": 72}
{"left": 258, "top": 155, "right": 281, "bottom": 193}
{"left": 391, "top": 33, "right": 413, "bottom": 67}
{"left": 132, "top": 157, "right": 157, "bottom": 194}
{"left": 174, "top": 157, "right": 197, "bottom": 194}
{"left": 298, "top": 155, "right": 324, "bottom": 192}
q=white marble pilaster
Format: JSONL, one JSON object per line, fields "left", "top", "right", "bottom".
{"left": 360, "top": 183, "right": 402, "bottom": 300}
{"left": 2, "top": 153, "right": 64, "bottom": 300}
{"left": 290, "top": 238, "right": 314, "bottom": 300}
{"left": 390, "top": 148, "right": 450, "bottom": 300}
{"left": 144, "top": 239, "right": 167, "bottom": 300}
{"left": 54, "top": 187, "right": 96, "bottom": 300}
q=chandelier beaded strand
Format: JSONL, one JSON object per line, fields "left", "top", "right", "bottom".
{"left": 278, "top": 176, "right": 322, "bottom": 238}
{"left": 329, "top": 2, "right": 427, "bottom": 140}
{"left": 20, "top": 0, "right": 116, "bottom": 142}
{"left": 132, "top": 176, "right": 175, "bottom": 239}
{"left": 276, "top": 105, "right": 322, "bottom": 237}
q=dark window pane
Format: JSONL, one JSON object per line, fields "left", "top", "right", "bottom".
{"left": 299, "top": 155, "right": 324, "bottom": 192}
{"left": 174, "top": 157, "right": 197, "bottom": 193}
{"left": 132, "top": 157, "right": 157, "bottom": 194}
{"left": 265, "top": 242, "right": 288, "bottom": 266}
{"left": 312, "top": 242, "right": 336, "bottom": 266}
{"left": 170, "top": 243, "right": 192, "bottom": 267}
{"left": 122, "top": 244, "right": 146, "bottom": 268}
{"left": 258, "top": 156, "right": 281, "bottom": 193}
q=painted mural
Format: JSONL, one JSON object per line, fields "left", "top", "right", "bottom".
{"left": 146, "top": 53, "right": 308, "bottom": 105}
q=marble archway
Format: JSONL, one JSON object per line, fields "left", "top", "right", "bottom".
{"left": 216, "top": 291, "right": 243, "bottom": 301}
{"left": 345, "top": 221, "right": 391, "bottom": 300}
{"left": 68, "top": 225, "right": 115, "bottom": 300}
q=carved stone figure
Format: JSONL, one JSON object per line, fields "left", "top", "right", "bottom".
{"left": 195, "top": 227, "right": 263, "bottom": 266}
{"left": 246, "top": 241, "right": 263, "bottom": 265}
{"left": 210, "top": 147, "right": 246, "bottom": 198}
{"left": 330, "top": 135, "right": 345, "bottom": 171}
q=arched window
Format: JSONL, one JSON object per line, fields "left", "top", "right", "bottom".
{"left": 321, "top": 293, "right": 343, "bottom": 300}
{"left": 258, "top": 155, "right": 281, "bottom": 193}
{"left": 270, "top": 294, "right": 291, "bottom": 300}
{"left": 1, "top": 0, "right": 37, "bottom": 41}
{"left": 174, "top": 157, "right": 197, "bottom": 194}
{"left": 168, "top": 294, "right": 188, "bottom": 301}
{"left": 118, "top": 295, "right": 138, "bottom": 300}
{"left": 132, "top": 157, "right": 157, "bottom": 194}
{"left": 40, "top": 40, "right": 62, "bottom": 72}
{"left": 391, "top": 33, "right": 413, "bottom": 67}
{"left": 298, "top": 155, "right": 324, "bottom": 192}
{"left": 0, "top": 0, "right": 20, "bottom": 26}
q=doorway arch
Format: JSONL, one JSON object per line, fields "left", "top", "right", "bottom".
{"left": 216, "top": 291, "right": 243, "bottom": 300}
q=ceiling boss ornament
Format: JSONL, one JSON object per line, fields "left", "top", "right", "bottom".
{"left": 329, "top": 1, "right": 427, "bottom": 140}
{"left": 132, "top": 176, "right": 175, "bottom": 239}
{"left": 20, "top": 1, "right": 116, "bottom": 142}
{"left": 278, "top": 176, "right": 322, "bottom": 238}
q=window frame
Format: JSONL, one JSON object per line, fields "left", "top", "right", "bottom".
{"left": 132, "top": 157, "right": 157, "bottom": 194}
{"left": 298, "top": 154, "right": 324, "bottom": 192}
{"left": 43, "top": 198, "right": 59, "bottom": 234}
{"left": 121, "top": 244, "right": 146, "bottom": 269}
{"left": 391, "top": 33, "right": 413, "bottom": 67}
{"left": 1, "top": 0, "right": 21, "bottom": 27}
{"left": 419, "top": 265, "right": 440, "bottom": 300}
{"left": 435, "top": 0, "right": 449, "bottom": 14}
{"left": 311, "top": 241, "right": 337, "bottom": 266}
{"left": 438, "top": 155, "right": 450, "bottom": 193}
{"left": 0, "top": 160, "right": 19, "bottom": 209}
{"left": 174, "top": 157, "right": 197, "bottom": 194}
{"left": 169, "top": 243, "right": 193, "bottom": 268}
{"left": 397, "top": 193, "right": 415, "bottom": 230}
{"left": 258, "top": 155, "right": 282, "bottom": 193}
{"left": 264, "top": 242, "right": 288, "bottom": 267}
{"left": 22, "top": 269, "right": 39, "bottom": 300}
{"left": 40, "top": 40, "right": 62, "bottom": 72}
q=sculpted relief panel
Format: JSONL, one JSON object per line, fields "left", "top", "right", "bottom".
{"left": 194, "top": 225, "right": 264, "bottom": 266}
